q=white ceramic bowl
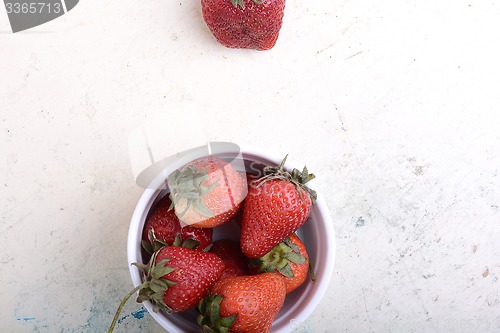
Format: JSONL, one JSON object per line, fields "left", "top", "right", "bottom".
{"left": 127, "top": 144, "right": 335, "bottom": 333}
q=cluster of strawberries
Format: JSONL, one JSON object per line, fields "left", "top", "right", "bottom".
{"left": 109, "top": 155, "right": 316, "bottom": 333}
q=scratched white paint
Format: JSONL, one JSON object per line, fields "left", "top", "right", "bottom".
{"left": 1, "top": 0, "right": 499, "bottom": 332}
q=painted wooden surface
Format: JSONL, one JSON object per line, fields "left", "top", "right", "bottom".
{"left": 1, "top": 0, "right": 499, "bottom": 332}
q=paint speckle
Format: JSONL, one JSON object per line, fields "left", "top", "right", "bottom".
{"left": 482, "top": 267, "right": 489, "bottom": 278}
{"left": 131, "top": 308, "right": 147, "bottom": 319}
{"left": 16, "top": 317, "right": 36, "bottom": 321}
{"left": 118, "top": 307, "right": 147, "bottom": 324}
{"left": 355, "top": 217, "right": 366, "bottom": 228}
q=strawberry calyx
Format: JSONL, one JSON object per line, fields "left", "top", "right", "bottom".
{"left": 133, "top": 252, "right": 178, "bottom": 313}
{"left": 108, "top": 249, "right": 178, "bottom": 333}
{"left": 231, "top": 0, "right": 263, "bottom": 10}
{"left": 250, "top": 236, "right": 307, "bottom": 278}
{"left": 197, "top": 294, "right": 238, "bottom": 333}
{"left": 255, "top": 154, "right": 317, "bottom": 203}
{"left": 142, "top": 228, "right": 201, "bottom": 254}
{"left": 142, "top": 228, "right": 168, "bottom": 254}
{"left": 168, "top": 165, "right": 218, "bottom": 218}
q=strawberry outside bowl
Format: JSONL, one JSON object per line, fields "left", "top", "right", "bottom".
{"left": 127, "top": 142, "right": 336, "bottom": 333}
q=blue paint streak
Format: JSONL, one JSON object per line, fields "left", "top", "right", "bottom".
{"left": 131, "top": 308, "right": 147, "bottom": 319}
{"left": 117, "top": 307, "right": 147, "bottom": 324}
{"left": 16, "top": 317, "right": 36, "bottom": 322}
{"left": 117, "top": 315, "right": 128, "bottom": 324}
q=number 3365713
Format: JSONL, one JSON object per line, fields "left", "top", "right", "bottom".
{"left": 5, "top": 2, "right": 62, "bottom": 14}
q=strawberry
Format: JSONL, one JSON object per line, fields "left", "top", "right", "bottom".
{"left": 168, "top": 156, "right": 247, "bottom": 228}
{"left": 142, "top": 195, "right": 213, "bottom": 254}
{"left": 197, "top": 272, "right": 286, "bottom": 333}
{"left": 201, "top": 0, "right": 286, "bottom": 50}
{"left": 250, "top": 234, "right": 312, "bottom": 294}
{"left": 233, "top": 173, "right": 257, "bottom": 228}
{"left": 179, "top": 225, "right": 213, "bottom": 249}
{"left": 209, "top": 239, "right": 249, "bottom": 279}
{"left": 240, "top": 155, "right": 317, "bottom": 258}
{"left": 108, "top": 247, "right": 225, "bottom": 332}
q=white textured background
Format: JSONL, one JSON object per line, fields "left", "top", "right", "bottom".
{"left": 1, "top": 0, "right": 499, "bottom": 332}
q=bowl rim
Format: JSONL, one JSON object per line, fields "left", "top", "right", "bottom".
{"left": 127, "top": 144, "right": 336, "bottom": 333}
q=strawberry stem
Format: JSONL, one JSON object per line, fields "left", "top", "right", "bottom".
{"left": 108, "top": 248, "right": 178, "bottom": 332}
{"left": 108, "top": 282, "right": 148, "bottom": 333}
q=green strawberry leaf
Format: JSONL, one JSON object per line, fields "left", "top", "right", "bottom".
{"left": 208, "top": 294, "right": 223, "bottom": 325}
{"left": 168, "top": 165, "right": 217, "bottom": 218}
{"left": 193, "top": 199, "right": 215, "bottom": 218}
{"left": 284, "top": 236, "right": 300, "bottom": 253}
{"left": 173, "top": 233, "right": 183, "bottom": 247}
{"left": 194, "top": 173, "right": 208, "bottom": 187}
{"left": 109, "top": 248, "right": 179, "bottom": 332}
{"left": 231, "top": 0, "right": 245, "bottom": 9}
{"left": 177, "top": 201, "right": 192, "bottom": 218}
{"left": 182, "top": 191, "right": 202, "bottom": 200}
{"left": 198, "top": 294, "right": 236, "bottom": 333}
{"left": 136, "top": 292, "right": 150, "bottom": 303}
{"left": 131, "top": 262, "right": 149, "bottom": 272}
{"left": 202, "top": 243, "right": 213, "bottom": 252}
{"left": 182, "top": 238, "right": 201, "bottom": 249}
{"left": 165, "top": 279, "right": 178, "bottom": 287}
{"left": 220, "top": 315, "right": 237, "bottom": 328}
{"left": 253, "top": 235, "right": 308, "bottom": 279}
{"left": 285, "top": 251, "right": 307, "bottom": 264}
{"left": 259, "top": 155, "right": 317, "bottom": 203}
{"left": 152, "top": 265, "right": 176, "bottom": 280}
{"left": 308, "top": 257, "right": 317, "bottom": 282}
{"left": 141, "top": 240, "right": 154, "bottom": 255}
{"left": 201, "top": 325, "right": 216, "bottom": 333}
{"left": 149, "top": 280, "right": 166, "bottom": 293}
{"left": 231, "top": 0, "right": 263, "bottom": 9}
{"left": 277, "top": 262, "right": 295, "bottom": 278}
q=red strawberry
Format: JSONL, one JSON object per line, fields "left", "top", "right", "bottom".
{"left": 180, "top": 225, "right": 212, "bottom": 249}
{"left": 250, "top": 234, "right": 312, "bottom": 294}
{"left": 201, "top": 0, "right": 286, "bottom": 50}
{"left": 209, "top": 239, "right": 249, "bottom": 279}
{"left": 240, "top": 155, "right": 317, "bottom": 258}
{"left": 233, "top": 173, "right": 256, "bottom": 227}
{"left": 168, "top": 156, "right": 247, "bottom": 228}
{"left": 197, "top": 272, "right": 286, "bottom": 333}
{"left": 108, "top": 247, "right": 225, "bottom": 332}
{"left": 141, "top": 195, "right": 212, "bottom": 253}
{"left": 147, "top": 247, "right": 225, "bottom": 312}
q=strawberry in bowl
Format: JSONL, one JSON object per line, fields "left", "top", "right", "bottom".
{"left": 120, "top": 144, "right": 335, "bottom": 333}
{"left": 167, "top": 156, "right": 247, "bottom": 228}
{"left": 240, "top": 155, "right": 316, "bottom": 258}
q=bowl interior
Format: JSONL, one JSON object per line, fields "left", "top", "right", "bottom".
{"left": 128, "top": 148, "right": 335, "bottom": 333}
